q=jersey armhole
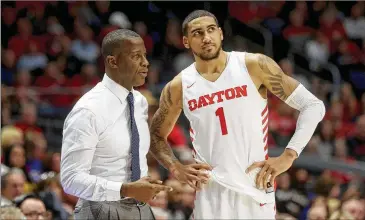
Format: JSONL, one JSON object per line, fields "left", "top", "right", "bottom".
{"left": 235, "top": 51, "right": 268, "bottom": 102}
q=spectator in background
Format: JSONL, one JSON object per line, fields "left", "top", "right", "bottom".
{"left": 14, "top": 102, "right": 42, "bottom": 134}
{"left": 47, "top": 34, "right": 71, "bottom": 61}
{"left": 319, "top": 7, "right": 347, "bottom": 53}
{"left": 324, "top": 101, "right": 356, "bottom": 138}
{"left": 173, "top": 50, "right": 194, "bottom": 73}
{"left": 275, "top": 172, "right": 310, "bottom": 219}
{"left": 316, "top": 120, "right": 335, "bottom": 161}
{"left": 279, "top": 58, "right": 311, "bottom": 89}
{"left": 24, "top": 132, "right": 48, "bottom": 183}
{"left": 67, "top": 63, "right": 100, "bottom": 104}
{"left": 134, "top": 21, "right": 154, "bottom": 55}
{"left": 341, "top": 199, "right": 365, "bottom": 220}
{"left": 308, "top": 1, "right": 328, "bottom": 29}
{"left": 12, "top": 70, "right": 39, "bottom": 114}
{"left": 27, "top": 2, "right": 47, "bottom": 35}
{"left": 0, "top": 206, "right": 26, "bottom": 220}
{"left": 1, "top": 85, "right": 12, "bottom": 126}
{"left": 15, "top": 195, "right": 49, "bottom": 220}
{"left": 70, "top": 25, "right": 99, "bottom": 64}
{"left": 307, "top": 205, "right": 328, "bottom": 220}
{"left": 331, "top": 139, "right": 356, "bottom": 184}
{"left": 94, "top": 1, "right": 111, "bottom": 25}
{"left": 8, "top": 18, "right": 43, "bottom": 59}
{"left": 1, "top": 6, "right": 17, "bottom": 47}
{"left": 343, "top": 2, "right": 365, "bottom": 40}
{"left": 35, "top": 174, "right": 72, "bottom": 219}
{"left": 3, "top": 144, "right": 26, "bottom": 171}
{"left": 347, "top": 114, "right": 365, "bottom": 161}
{"left": 283, "top": 9, "right": 314, "bottom": 51}
{"left": 44, "top": 152, "right": 61, "bottom": 174}
{"left": 1, "top": 125, "right": 24, "bottom": 148}
{"left": 340, "top": 83, "right": 361, "bottom": 122}
{"left": 269, "top": 102, "right": 296, "bottom": 147}
{"left": 1, "top": 169, "right": 26, "bottom": 205}
{"left": 34, "top": 62, "right": 71, "bottom": 112}
{"left": 335, "top": 39, "right": 364, "bottom": 66}
{"left": 1, "top": 49, "right": 16, "bottom": 86}
{"left": 305, "top": 31, "right": 330, "bottom": 71}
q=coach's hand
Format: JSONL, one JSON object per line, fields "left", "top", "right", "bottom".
{"left": 246, "top": 149, "right": 297, "bottom": 191}
{"left": 170, "top": 162, "right": 212, "bottom": 190}
{"left": 121, "top": 176, "right": 173, "bottom": 203}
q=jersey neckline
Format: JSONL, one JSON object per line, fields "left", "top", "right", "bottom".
{"left": 193, "top": 52, "right": 232, "bottom": 84}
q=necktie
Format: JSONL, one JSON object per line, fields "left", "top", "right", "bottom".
{"left": 127, "top": 92, "right": 141, "bottom": 182}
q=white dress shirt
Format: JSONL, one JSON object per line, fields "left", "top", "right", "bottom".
{"left": 60, "top": 74, "right": 150, "bottom": 201}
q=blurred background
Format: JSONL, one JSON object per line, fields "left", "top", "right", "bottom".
{"left": 1, "top": 1, "right": 365, "bottom": 220}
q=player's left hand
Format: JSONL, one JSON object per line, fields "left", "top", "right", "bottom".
{"left": 246, "top": 149, "right": 297, "bottom": 191}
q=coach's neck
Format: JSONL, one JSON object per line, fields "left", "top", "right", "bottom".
{"left": 106, "top": 71, "right": 133, "bottom": 91}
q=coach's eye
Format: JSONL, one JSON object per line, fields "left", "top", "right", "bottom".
{"left": 208, "top": 27, "right": 215, "bottom": 32}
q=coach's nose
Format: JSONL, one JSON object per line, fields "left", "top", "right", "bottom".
{"left": 141, "top": 54, "right": 149, "bottom": 68}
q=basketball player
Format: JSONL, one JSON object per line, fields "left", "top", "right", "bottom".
{"left": 149, "top": 10, "right": 325, "bottom": 219}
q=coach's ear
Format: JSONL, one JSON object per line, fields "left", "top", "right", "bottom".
{"left": 183, "top": 36, "right": 190, "bottom": 49}
{"left": 106, "top": 55, "right": 118, "bottom": 69}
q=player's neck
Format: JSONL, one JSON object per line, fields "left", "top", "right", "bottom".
{"left": 195, "top": 51, "right": 228, "bottom": 74}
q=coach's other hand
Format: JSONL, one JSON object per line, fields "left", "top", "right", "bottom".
{"left": 246, "top": 149, "right": 297, "bottom": 191}
{"left": 120, "top": 176, "right": 173, "bottom": 203}
{"left": 170, "top": 162, "right": 212, "bottom": 190}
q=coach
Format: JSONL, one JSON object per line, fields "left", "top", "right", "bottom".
{"left": 60, "top": 29, "right": 171, "bottom": 219}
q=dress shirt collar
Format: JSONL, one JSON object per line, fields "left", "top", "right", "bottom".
{"left": 102, "top": 73, "right": 132, "bottom": 103}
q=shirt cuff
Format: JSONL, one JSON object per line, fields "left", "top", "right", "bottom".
{"left": 105, "top": 181, "right": 123, "bottom": 201}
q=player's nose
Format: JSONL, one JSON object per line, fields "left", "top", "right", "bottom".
{"left": 202, "top": 34, "right": 212, "bottom": 44}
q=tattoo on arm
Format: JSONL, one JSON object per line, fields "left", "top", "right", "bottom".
{"left": 149, "top": 82, "right": 180, "bottom": 169}
{"left": 258, "top": 54, "right": 291, "bottom": 100}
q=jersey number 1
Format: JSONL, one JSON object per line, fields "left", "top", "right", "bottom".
{"left": 215, "top": 107, "right": 228, "bottom": 135}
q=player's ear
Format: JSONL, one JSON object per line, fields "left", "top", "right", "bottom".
{"left": 219, "top": 27, "right": 224, "bottom": 41}
{"left": 106, "top": 55, "right": 118, "bottom": 69}
{"left": 183, "top": 36, "right": 190, "bottom": 49}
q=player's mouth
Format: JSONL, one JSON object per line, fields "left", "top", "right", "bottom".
{"left": 202, "top": 44, "right": 215, "bottom": 50}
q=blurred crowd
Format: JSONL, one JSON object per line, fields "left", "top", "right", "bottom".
{"left": 1, "top": 1, "right": 364, "bottom": 220}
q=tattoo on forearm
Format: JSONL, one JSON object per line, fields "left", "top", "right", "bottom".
{"left": 149, "top": 84, "right": 178, "bottom": 168}
{"left": 258, "top": 55, "right": 289, "bottom": 100}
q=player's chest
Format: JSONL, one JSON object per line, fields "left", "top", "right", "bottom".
{"left": 184, "top": 80, "right": 253, "bottom": 113}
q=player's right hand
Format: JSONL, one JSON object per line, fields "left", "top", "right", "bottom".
{"left": 170, "top": 162, "right": 212, "bottom": 190}
{"left": 121, "top": 176, "right": 173, "bottom": 203}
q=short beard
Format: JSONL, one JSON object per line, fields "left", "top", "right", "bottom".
{"left": 193, "top": 44, "right": 222, "bottom": 61}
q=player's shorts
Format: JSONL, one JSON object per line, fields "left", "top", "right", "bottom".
{"left": 192, "top": 179, "right": 276, "bottom": 219}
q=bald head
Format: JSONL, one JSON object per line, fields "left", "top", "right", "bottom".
{"left": 101, "top": 29, "right": 141, "bottom": 59}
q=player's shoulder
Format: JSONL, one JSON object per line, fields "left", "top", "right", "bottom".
{"left": 167, "top": 74, "right": 183, "bottom": 94}
{"left": 231, "top": 51, "right": 261, "bottom": 64}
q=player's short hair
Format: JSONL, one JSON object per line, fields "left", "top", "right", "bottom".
{"left": 101, "top": 29, "right": 140, "bottom": 59}
{"left": 182, "top": 10, "right": 219, "bottom": 36}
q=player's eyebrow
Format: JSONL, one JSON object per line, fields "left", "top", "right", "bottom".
{"left": 190, "top": 24, "right": 217, "bottom": 34}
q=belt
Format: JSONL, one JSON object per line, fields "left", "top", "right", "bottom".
{"left": 120, "top": 197, "right": 146, "bottom": 207}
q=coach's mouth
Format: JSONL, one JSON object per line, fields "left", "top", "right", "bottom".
{"left": 138, "top": 71, "right": 148, "bottom": 77}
